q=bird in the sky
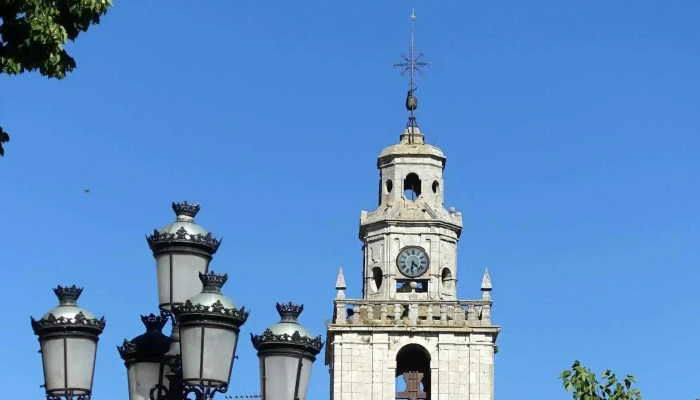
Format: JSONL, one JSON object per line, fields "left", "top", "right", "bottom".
{"left": 83, "top": 189, "right": 90, "bottom": 194}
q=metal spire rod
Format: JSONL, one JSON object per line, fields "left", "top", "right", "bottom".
{"left": 393, "top": 8, "right": 430, "bottom": 143}
{"left": 410, "top": 8, "right": 417, "bottom": 98}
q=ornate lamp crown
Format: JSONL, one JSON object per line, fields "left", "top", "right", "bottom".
{"left": 250, "top": 330, "right": 324, "bottom": 353}
{"left": 117, "top": 339, "right": 136, "bottom": 360}
{"left": 141, "top": 312, "right": 169, "bottom": 331}
{"left": 146, "top": 201, "right": 221, "bottom": 254}
{"left": 31, "top": 312, "right": 106, "bottom": 334}
{"left": 172, "top": 201, "right": 200, "bottom": 219}
{"left": 53, "top": 285, "right": 83, "bottom": 304}
{"left": 117, "top": 313, "right": 171, "bottom": 363}
{"left": 251, "top": 303, "right": 323, "bottom": 353}
{"left": 276, "top": 302, "right": 304, "bottom": 322}
{"left": 32, "top": 286, "right": 106, "bottom": 336}
{"left": 176, "top": 300, "right": 249, "bottom": 324}
{"left": 145, "top": 227, "right": 222, "bottom": 252}
{"left": 199, "top": 271, "right": 228, "bottom": 293}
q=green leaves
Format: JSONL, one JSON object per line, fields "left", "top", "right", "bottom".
{"left": 0, "top": 0, "right": 111, "bottom": 78}
{"left": 560, "top": 361, "right": 642, "bottom": 400}
{"left": 0, "top": 0, "right": 112, "bottom": 156}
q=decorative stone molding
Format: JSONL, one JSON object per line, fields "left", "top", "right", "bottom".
{"left": 329, "top": 299, "right": 493, "bottom": 327}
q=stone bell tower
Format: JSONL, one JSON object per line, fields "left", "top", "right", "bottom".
{"left": 325, "top": 10, "right": 500, "bottom": 400}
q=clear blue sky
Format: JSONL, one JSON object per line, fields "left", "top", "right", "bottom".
{"left": 1, "top": 1, "right": 699, "bottom": 399}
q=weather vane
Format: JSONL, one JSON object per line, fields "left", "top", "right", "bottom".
{"left": 393, "top": 8, "right": 430, "bottom": 143}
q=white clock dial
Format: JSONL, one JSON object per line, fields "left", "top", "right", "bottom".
{"left": 396, "top": 246, "right": 429, "bottom": 278}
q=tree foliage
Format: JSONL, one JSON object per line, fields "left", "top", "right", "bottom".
{"left": 0, "top": 0, "right": 112, "bottom": 156}
{"left": 560, "top": 360, "right": 642, "bottom": 400}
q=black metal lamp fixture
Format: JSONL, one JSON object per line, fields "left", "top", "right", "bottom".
{"left": 31, "top": 202, "right": 323, "bottom": 400}
{"left": 31, "top": 285, "right": 106, "bottom": 400}
{"left": 251, "top": 303, "right": 324, "bottom": 400}
{"left": 117, "top": 313, "right": 171, "bottom": 400}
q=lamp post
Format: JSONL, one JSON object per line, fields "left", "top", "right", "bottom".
{"left": 117, "top": 313, "right": 171, "bottom": 400}
{"left": 251, "top": 303, "right": 324, "bottom": 400}
{"left": 31, "top": 285, "right": 106, "bottom": 400}
{"left": 31, "top": 201, "right": 323, "bottom": 400}
{"left": 146, "top": 201, "right": 221, "bottom": 312}
{"left": 170, "top": 270, "right": 248, "bottom": 399}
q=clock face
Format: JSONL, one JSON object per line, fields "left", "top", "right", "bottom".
{"left": 396, "top": 246, "right": 430, "bottom": 278}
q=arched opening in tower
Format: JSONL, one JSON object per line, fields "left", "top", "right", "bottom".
{"left": 395, "top": 344, "right": 431, "bottom": 400}
{"left": 404, "top": 173, "right": 422, "bottom": 200}
{"left": 371, "top": 267, "right": 383, "bottom": 292}
{"left": 441, "top": 268, "right": 454, "bottom": 293}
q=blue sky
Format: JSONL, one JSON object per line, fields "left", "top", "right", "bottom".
{"left": 1, "top": 1, "right": 699, "bottom": 399}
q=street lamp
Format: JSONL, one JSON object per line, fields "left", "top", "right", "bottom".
{"left": 31, "top": 201, "right": 323, "bottom": 400}
{"left": 117, "top": 313, "right": 171, "bottom": 400}
{"left": 251, "top": 303, "right": 323, "bottom": 400}
{"left": 31, "top": 285, "right": 106, "bottom": 400}
{"left": 175, "top": 271, "right": 248, "bottom": 395}
{"left": 147, "top": 201, "right": 221, "bottom": 311}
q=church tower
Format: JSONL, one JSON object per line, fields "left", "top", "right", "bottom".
{"left": 325, "top": 11, "right": 500, "bottom": 400}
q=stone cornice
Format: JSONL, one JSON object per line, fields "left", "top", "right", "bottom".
{"left": 359, "top": 219, "right": 462, "bottom": 240}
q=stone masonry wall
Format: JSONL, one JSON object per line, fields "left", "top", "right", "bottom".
{"left": 329, "top": 330, "right": 495, "bottom": 400}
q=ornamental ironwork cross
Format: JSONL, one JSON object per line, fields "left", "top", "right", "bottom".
{"left": 393, "top": 9, "right": 430, "bottom": 138}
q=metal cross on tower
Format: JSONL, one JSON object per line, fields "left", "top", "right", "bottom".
{"left": 393, "top": 9, "right": 430, "bottom": 143}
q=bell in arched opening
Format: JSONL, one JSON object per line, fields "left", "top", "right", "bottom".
{"left": 395, "top": 344, "right": 431, "bottom": 400}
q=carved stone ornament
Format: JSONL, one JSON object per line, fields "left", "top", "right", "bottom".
{"left": 146, "top": 226, "right": 222, "bottom": 253}
{"left": 250, "top": 329, "right": 324, "bottom": 352}
{"left": 174, "top": 300, "right": 249, "bottom": 324}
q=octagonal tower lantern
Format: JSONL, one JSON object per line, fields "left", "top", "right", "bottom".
{"left": 147, "top": 201, "right": 221, "bottom": 311}
{"left": 251, "top": 302, "right": 324, "bottom": 400}
{"left": 31, "top": 285, "right": 106, "bottom": 400}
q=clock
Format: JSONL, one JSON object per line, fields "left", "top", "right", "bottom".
{"left": 396, "top": 246, "right": 430, "bottom": 278}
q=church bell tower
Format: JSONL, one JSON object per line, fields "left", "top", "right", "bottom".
{"left": 325, "top": 10, "right": 500, "bottom": 400}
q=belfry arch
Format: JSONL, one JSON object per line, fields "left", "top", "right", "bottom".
{"left": 395, "top": 344, "right": 431, "bottom": 400}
